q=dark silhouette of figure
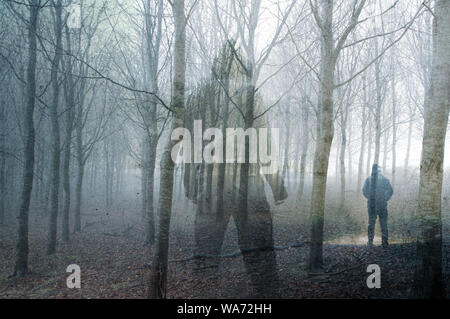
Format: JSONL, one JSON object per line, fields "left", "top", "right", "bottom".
{"left": 181, "top": 41, "right": 288, "bottom": 298}
{"left": 363, "top": 164, "right": 393, "bottom": 248}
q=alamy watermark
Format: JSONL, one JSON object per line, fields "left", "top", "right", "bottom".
{"left": 66, "top": 264, "right": 81, "bottom": 289}
{"left": 171, "top": 120, "right": 280, "bottom": 174}
{"left": 366, "top": 264, "right": 381, "bottom": 288}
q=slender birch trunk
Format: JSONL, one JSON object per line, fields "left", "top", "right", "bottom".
{"left": 141, "top": 139, "right": 149, "bottom": 220}
{"left": 412, "top": 0, "right": 450, "bottom": 298}
{"left": 149, "top": 0, "right": 186, "bottom": 299}
{"left": 282, "top": 101, "right": 291, "bottom": 184}
{"left": 296, "top": 105, "right": 309, "bottom": 203}
{"left": 145, "top": 140, "right": 156, "bottom": 245}
{"left": 309, "top": 0, "right": 366, "bottom": 272}
{"left": 404, "top": 106, "right": 413, "bottom": 177}
{"left": 373, "top": 43, "right": 382, "bottom": 166}
{"left": 339, "top": 102, "right": 348, "bottom": 208}
{"left": 357, "top": 96, "right": 366, "bottom": 192}
{"left": 366, "top": 109, "right": 372, "bottom": 177}
{"left": 143, "top": 0, "right": 163, "bottom": 245}
{"left": 391, "top": 65, "right": 397, "bottom": 187}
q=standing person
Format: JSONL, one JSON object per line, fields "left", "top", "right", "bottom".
{"left": 182, "top": 41, "right": 288, "bottom": 297}
{"left": 363, "top": 164, "right": 393, "bottom": 248}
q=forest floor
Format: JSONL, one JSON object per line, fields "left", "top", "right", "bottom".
{"left": 0, "top": 198, "right": 449, "bottom": 299}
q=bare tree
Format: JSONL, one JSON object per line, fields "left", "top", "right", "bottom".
{"left": 61, "top": 24, "right": 76, "bottom": 243}
{"left": 141, "top": 0, "right": 164, "bottom": 246}
{"left": 0, "top": 98, "right": 5, "bottom": 226}
{"left": 149, "top": 0, "right": 187, "bottom": 299}
{"left": 308, "top": 0, "right": 367, "bottom": 272}
{"left": 47, "top": 0, "right": 63, "bottom": 255}
{"left": 356, "top": 73, "right": 367, "bottom": 192}
{"left": 411, "top": 0, "right": 450, "bottom": 299}
{"left": 13, "top": 0, "right": 40, "bottom": 276}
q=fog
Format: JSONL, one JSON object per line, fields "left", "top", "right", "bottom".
{"left": 0, "top": 0, "right": 449, "bottom": 299}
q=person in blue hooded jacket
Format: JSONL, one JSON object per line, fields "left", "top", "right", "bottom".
{"left": 363, "top": 164, "right": 393, "bottom": 248}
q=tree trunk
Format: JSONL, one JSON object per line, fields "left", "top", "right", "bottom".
{"left": 104, "top": 139, "right": 112, "bottom": 208}
{"left": 411, "top": 0, "right": 450, "bottom": 298}
{"left": 357, "top": 75, "right": 367, "bottom": 192}
{"left": 382, "top": 106, "right": 388, "bottom": 170}
{"left": 296, "top": 105, "right": 309, "bottom": 203}
{"left": 143, "top": 0, "right": 163, "bottom": 242}
{"left": 141, "top": 138, "right": 149, "bottom": 221}
{"left": 62, "top": 26, "right": 75, "bottom": 243}
{"left": 309, "top": 0, "right": 335, "bottom": 272}
{"left": 282, "top": 101, "right": 291, "bottom": 184}
{"left": 347, "top": 112, "right": 352, "bottom": 185}
{"left": 74, "top": 160, "right": 84, "bottom": 233}
{"left": 74, "top": 106, "right": 84, "bottom": 233}
{"left": 61, "top": 127, "right": 72, "bottom": 243}
{"left": 293, "top": 129, "right": 301, "bottom": 183}
{"left": 216, "top": 48, "right": 232, "bottom": 217}
{"left": 334, "top": 135, "right": 340, "bottom": 185}
{"left": 0, "top": 99, "right": 5, "bottom": 225}
{"left": 145, "top": 139, "right": 156, "bottom": 246}
{"left": 391, "top": 64, "right": 397, "bottom": 187}
{"left": 339, "top": 103, "right": 348, "bottom": 208}
{"left": 238, "top": 63, "right": 255, "bottom": 224}
{"left": 14, "top": 0, "right": 39, "bottom": 276}
{"left": 47, "top": 0, "right": 63, "bottom": 255}
{"left": 373, "top": 42, "right": 382, "bottom": 165}
{"left": 149, "top": 0, "right": 186, "bottom": 299}
{"left": 366, "top": 109, "right": 372, "bottom": 177}
{"left": 404, "top": 107, "right": 413, "bottom": 177}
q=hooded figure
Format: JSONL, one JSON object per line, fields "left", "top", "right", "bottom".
{"left": 181, "top": 41, "right": 287, "bottom": 297}
{"left": 362, "top": 164, "right": 393, "bottom": 247}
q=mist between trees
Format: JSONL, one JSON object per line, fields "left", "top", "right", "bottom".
{"left": 0, "top": 0, "right": 449, "bottom": 299}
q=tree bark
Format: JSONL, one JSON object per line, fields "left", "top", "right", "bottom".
{"left": 142, "top": 0, "right": 163, "bottom": 245}
{"left": 149, "top": 0, "right": 186, "bottom": 299}
{"left": 373, "top": 40, "right": 382, "bottom": 166}
{"left": 74, "top": 161, "right": 84, "bottom": 233}
{"left": 145, "top": 139, "right": 156, "bottom": 245}
{"left": 391, "top": 63, "right": 397, "bottom": 187}
{"left": 14, "top": 0, "right": 39, "bottom": 276}
{"left": 309, "top": 0, "right": 366, "bottom": 272}
{"left": 357, "top": 75, "right": 367, "bottom": 192}
{"left": 141, "top": 139, "right": 149, "bottom": 220}
{"left": 411, "top": 0, "right": 450, "bottom": 298}
{"left": 404, "top": 106, "right": 413, "bottom": 177}
{"left": 282, "top": 101, "right": 291, "bottom": 184}
{"left": 62, "top": 26, "right": 75, "bottom": 243}
{"left": 238, "top": 63, "right": 255, "bottom": 224}
{"left": 366, "top": 109, "right": 372, "bottom": 177}
{"left": 216, "top": 44, "right": 233, "bottom": 217}
{"left": 339, "top": 102, "right": 348, "bottom": 208}
{"left": 47, "top": 0, "right": 63, "bottom": 255}
{"left": 296, "top": 104, "right": 309, "bottom": 203}
{"left": 309, "top": 0, "right": 335, "bottom": 272}
{"left": 0, "top": 99, "right": 5, "bottom": 225}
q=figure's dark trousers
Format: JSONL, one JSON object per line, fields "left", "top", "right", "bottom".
{"left": 368, "top": 207, "right": 388, "bottom": 245}
{"left": 193, "top": 175, "right": 279, "bottom": 298}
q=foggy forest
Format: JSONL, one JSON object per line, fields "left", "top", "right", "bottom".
{"left": 0, "top": 0, "right": 449, "bottom": 300}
